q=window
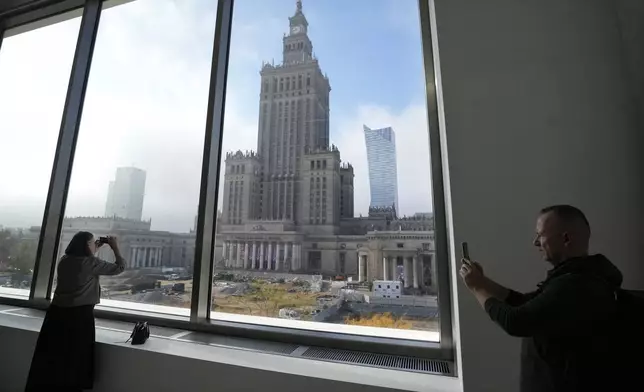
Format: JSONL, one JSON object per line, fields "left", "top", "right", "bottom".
{"left": 210, "top": 0, "right": 442, "bottom": 346}
{"left": 61, "top": 0, "right": 216, "bottom": 312}
{"left": 0, "top": 13, "right": 81, "bottom": 297}
{"left": 0, "top": 0, "right": 450, "bottom": 364}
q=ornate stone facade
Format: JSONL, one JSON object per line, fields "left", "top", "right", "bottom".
{"left": 58, "top": 217, "right": 195, "bottom": 270}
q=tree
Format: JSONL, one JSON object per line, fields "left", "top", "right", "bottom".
{"left": 344, "top": 312, "right": 412, "bottom": 329}
{"left": 9, "top": 239, "right": 37, "bottom": 274}
{"left": 0, "top": 229, "right": 18, "bottom": 265}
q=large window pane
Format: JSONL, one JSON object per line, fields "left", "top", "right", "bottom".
{"left": 0, "top": 15, "right": 81, "bottom": 297}
{"left": 61, "top": 0, "right": 216, "bottom": 314}
{"left": 213, "top": 0, "right": 437, "bottom": 341}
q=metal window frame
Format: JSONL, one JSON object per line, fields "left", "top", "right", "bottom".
{"left": 190, "top": 0, "right": 234, "bottom": 322}
{"left": 418, "top": 0, "right": 455, "bottom": 359}
{"left": 0, "top": 0, "right": 456, "bottom": 364}
{"left": 27, "top": 0, "right": 102, "bottom": 303}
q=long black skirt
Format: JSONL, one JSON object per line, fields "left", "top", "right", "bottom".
{"left": 25, "top": 304, "right": 95, "bottom": 391}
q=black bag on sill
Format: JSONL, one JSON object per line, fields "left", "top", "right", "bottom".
{"left": 126, "top": 322, "right": 150, "bottom": 345}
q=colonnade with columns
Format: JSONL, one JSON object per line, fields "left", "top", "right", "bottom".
{"left": 129, "top": 246, "right": 163, "bottom": 269}
{"left": 357, "top": 252, "right": 432, "bottom": 290}
{"left": 222, "top": 240, "right": 301, "bottom": 271}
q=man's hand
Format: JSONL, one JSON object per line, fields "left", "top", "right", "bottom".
{"left": 460, "top": 259, "right": 485, "bottom": 290}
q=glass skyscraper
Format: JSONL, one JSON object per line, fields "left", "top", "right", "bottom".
{"left": 363, "top": 125, "right": 399, "bottom": 212}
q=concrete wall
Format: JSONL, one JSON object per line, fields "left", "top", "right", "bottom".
{"left": 435, "top": 0, "right": 644, "bottom": 391}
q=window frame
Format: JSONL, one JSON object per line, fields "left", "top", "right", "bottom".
{"left": 0, "top": 0, "right": 455, "bottom": 363}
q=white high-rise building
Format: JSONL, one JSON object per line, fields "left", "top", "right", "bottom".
{"left": 364, "top": 125, "right": 399, "bottom": 212}
{"left": 104, "top": 167, "right": 146, "bottom": 221}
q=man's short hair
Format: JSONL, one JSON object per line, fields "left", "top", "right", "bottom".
{"left": 540, "top": 205, "right": 591, "bottom": 233}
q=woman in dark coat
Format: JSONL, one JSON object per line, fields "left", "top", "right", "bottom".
{"left": 25, "top": 231, "right": 125, "bottom": 391}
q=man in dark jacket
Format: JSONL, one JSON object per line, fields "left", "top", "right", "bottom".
{"left": 460, "top": 205, "right": 626, "bottom": 392}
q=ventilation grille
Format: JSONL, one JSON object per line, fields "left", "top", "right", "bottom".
{"left": 300, "top": 346, "right": 451, "bottom": 375}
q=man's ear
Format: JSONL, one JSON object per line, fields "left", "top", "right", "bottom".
{"left": 562, "top": 232, "right": 571, "bottom": 245}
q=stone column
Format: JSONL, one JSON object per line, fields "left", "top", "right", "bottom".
{"left": 358, "top": 255, "right": 364, "bottom": 282}
{"left": 129, "top": 247, "right": 135, "bottom": 268}
{"left": 276, "top": 242, "right": 282, "bottom": 271}
{"left": 252, "top": 242, "right": 257, "bottom": 269}
{"left": 413, "top": 255, "right": 419, "bottom": 289}
{"left": 382, "top": 255, "right": 388, "bottom": 280}
{"left": 267, "top": 242, "right": 273, "bottom": 270}
{"left": 291, "top": 242, "right": 297, "bottom": 270}
{"left": 282, "top": 242, "right": 288, "bottom": 271}
{"left": 227, "top": 241, "right": 232, "bottom": 268}
{"left": 227, "top": 242, "right": 233, "bottom": 268}
{"left": 297, "top": 244, "right": 302, "bottom": 270}
{"left": 274, "top": 242, "right": 280, "bottom": 271}
{"left": 244, "top": 242, "right": 249, "bottom": 269}
{"left": 404, "top": 256, "right": 412, "bottom": 288}
{"left": 159, "top": 248, "right": 164, "bottom": 267}
{"left": 236, "top": 241, "right": 242, "bottom": 268}
{"left": 229, "top": 241, "right": 234, "bottom": 267}
{"left": 259, "top": 242, "right": 265, "bottom": 270}
{"left": 222, "top": 240, "right": 227, "bottom": 260}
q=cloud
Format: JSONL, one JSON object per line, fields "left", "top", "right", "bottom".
{"left": 332, "top": 103, "right": 434, "bottom": 217}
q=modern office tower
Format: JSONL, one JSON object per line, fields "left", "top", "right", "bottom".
{"left": 104, "top": 167, "right": 146, "bottom": 221}
{"left": 363, "top": 125, "right": 399, "bottom": 213}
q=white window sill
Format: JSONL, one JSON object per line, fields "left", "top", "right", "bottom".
{"left": 0, "top": 286, "right": 30, "bottom": 298}
{"left": 0, "top": 305, "right": 460, "bottom": 392}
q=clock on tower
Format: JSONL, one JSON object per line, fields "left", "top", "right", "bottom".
{"left": 291, "top": 25, "right": 302, "bottom": 35}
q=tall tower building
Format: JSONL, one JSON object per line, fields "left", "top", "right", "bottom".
{"left": 104, "top": 167, "right": 146, "bottom": 221}
{"left": 222, "top": 0, "right": 345, "bottom": 232}
{"left": 364, "top": 125, "right": 399, "bottom": 212}
{"left": 255, "top": 0, "right": 331, "bottom": 223}
{"left": 217, "top": 1, "right": 434, "bottom": 281}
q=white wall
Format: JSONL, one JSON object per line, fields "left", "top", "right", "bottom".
{"left": 435, "top": 0, "right": 644, "bottom": 391}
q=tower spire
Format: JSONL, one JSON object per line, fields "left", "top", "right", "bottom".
{"left": 296, "top": 0, "right": 302, "bottom": 13}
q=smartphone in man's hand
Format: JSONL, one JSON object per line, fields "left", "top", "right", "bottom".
{"left": 461, "top": 241, "right": 470, "bottom": 263}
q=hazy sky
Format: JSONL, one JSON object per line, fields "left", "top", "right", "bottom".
{"left": 0, "top": 0, "right": 433, "bottom": 233}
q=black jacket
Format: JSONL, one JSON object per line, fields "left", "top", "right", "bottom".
{"left": 485, "top": 254, "right": 625, "bottom": 392}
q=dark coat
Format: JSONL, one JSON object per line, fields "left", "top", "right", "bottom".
{"left": 485, "top": 255, "right": 627, "bottom": 392}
